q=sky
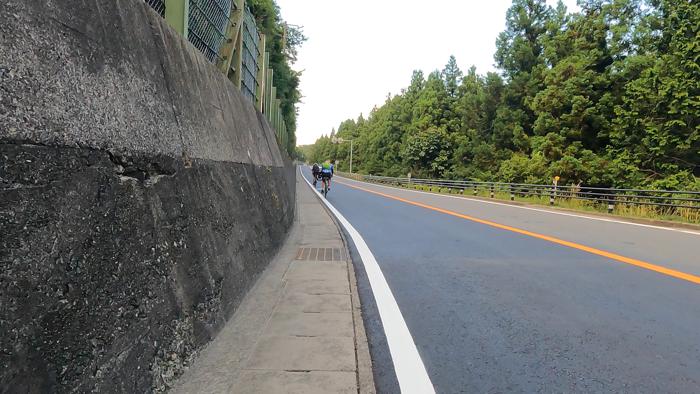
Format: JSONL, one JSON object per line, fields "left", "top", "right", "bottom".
{"left": 275, "top": 0, "right": 580, "bottom": 146}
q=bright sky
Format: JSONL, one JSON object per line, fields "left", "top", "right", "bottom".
{"left": 275, "top": 0, "right": 580, "bottom": 145}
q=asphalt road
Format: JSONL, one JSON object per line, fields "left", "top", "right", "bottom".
{"left": 301, "top": 168, "right": 700, "bottom": 394}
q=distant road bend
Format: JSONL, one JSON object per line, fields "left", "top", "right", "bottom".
{"left": 301, "top": 167, "right": 700, "bottom": 394}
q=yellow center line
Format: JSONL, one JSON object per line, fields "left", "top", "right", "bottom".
{"left": 335, "top": 179, "right": 700, "bottom": 285}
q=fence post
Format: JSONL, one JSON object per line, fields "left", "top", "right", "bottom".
{"left": 270, "top": 85, "right": 277, "bottom": 130}
{"left": 265, "top": 65, "right": 273, "bottom": 116}
{"left": 164, "top": 0, "right": 189, "bottom": 36}
{"left": 274, "top": 99, "right": 279, "bottom": 138}
{"left": 490, "top": 184, "right": 494, "bottom": 198}
{"left": 231, "top": 22, "right": 244, "bottom": 89}
{"left": 218, "top": 2, "right": 244, "bottom": 76}
{"left": 282, "top": 120, "right": 288, "bottom": 150}
{"left": 255, "top": 35, "right": 266, "bottom": 111}
{"left": 276, "top": 98, "right": 282, "bottom": 139}
{"left": 510, "top": 185, "right": 515, "bottom": 201}
{"left": 473, "top": 185, "right": 477, "bottom": 196}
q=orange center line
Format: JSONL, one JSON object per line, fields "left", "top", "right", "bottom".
{"left": 335, "top": 179, "right": 700, "bottom": 286}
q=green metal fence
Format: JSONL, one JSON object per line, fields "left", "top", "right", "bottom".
{"left": 142, "top": 0, "right": 292, "bottom": 155}
{"left": 144, "top": 0, "right": 165, "bottom": 17}
{"left": 187, "top": 0, "right": 231, "bottom": 62}
{"left": 240, "top": 9, "right": 260, "bottom": 102}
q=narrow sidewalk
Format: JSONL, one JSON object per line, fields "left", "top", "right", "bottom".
{"left": 172, "top": 172, "right": 374, "bottom": 394}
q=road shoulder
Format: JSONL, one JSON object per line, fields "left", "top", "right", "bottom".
{"left": 337, "top": 175, "right": 700, "bottom": 234}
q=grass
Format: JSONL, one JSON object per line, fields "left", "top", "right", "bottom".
{"left": 366, "top": 181, "right": 700, "bottom": 226}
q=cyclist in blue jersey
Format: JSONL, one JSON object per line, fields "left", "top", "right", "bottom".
{"left": 320, "top": 161, "right": 334, "bottom": 194}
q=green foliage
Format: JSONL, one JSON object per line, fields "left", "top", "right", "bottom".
{"left": 402, "top": 127, "right": 452, "bottom": 178}
{"left": 306, "top": 0, "right": 699, "bottom": 191}
{"left": 497, "top": 152, "right": 548, "bottom": 183}
{"left": 612, "top": 0, "right": 700, "bottom": 186}
{"left": 248, "top": 0, "right": 306, "bottom": 152}
{"left": 293, "top": 145, "right": 309, "bottom": 161}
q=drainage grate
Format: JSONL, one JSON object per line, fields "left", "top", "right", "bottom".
{"left": 295, "top": 247, "right": 345, "bottom": 262}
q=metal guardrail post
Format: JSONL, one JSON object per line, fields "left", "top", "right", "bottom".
{"left": 510, "top": 185, "right": 515, "bottom": 201}
{"left": 490, "top": 184, "right": 494, "bottom": 198}
{"left": 550, "top": 186, "right": 555, "bottom": 205}
{"left": 165, "top": 0, "right": 189, "bottom": 36}
{"left": 607, "top": 196, "right": 615, "bottom": 213}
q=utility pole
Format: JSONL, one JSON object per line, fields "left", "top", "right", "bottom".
{"left": 332, "top": 137, "right": 354, "bottom": 174}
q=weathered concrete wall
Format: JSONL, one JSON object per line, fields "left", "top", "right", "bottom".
{"left": 0, "top": 0, "right": 284, "bottom": 166}
{"left": 0, "top": 0, "right": 295, "bottom": 392}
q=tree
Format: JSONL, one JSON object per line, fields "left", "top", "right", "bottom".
{"left": 493, "top": 0, "right": 553, "bottom": 150}
{"left": 441, "top": 55, "right": 463, "bottom": 98}
{"left": 402, "top": 127, "right": 452, "bottom": 178}
{"left": 413, "top": 71, "right": 455, "bottom": 132}
{"left": 305, "top": 0, "right": 699, "bottom": 191}
{"left": 248, "top": 0, "right": 306, "bottom": 152}
{"left": 495, "top": 0, "right": 551, "bottom": 76}
{"left": 613, "top": 0, "right": 700, "bottom": 186}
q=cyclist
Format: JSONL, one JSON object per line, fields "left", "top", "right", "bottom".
{"left": 311, "top": 163, "right": 321, "bottom": 186}
{"left": 320, "top": 161, "right": 334, "bottom": 192}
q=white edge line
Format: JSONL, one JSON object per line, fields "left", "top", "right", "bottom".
{"left": 337, "top": 176, "right": 700, "bottom": 237}
{"left": 299, "top": 167, "right": 435, "bottom": 394}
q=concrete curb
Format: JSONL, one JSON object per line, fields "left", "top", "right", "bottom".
{"left": 344, "top": 230, "right": 377, "bottom": 394}
{"left": 310, "top": 182, "right": 377, "bottom": 394}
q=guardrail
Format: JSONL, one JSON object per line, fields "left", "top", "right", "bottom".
{"left": 338, "top": 172, "right": 700, "bottom": 214}
{"left": 142, "top": 0, "right": 291, "bottom": 154}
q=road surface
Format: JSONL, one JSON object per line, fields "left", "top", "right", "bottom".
{"left": 301, "top": 167, "right": 700, "bottom": 394}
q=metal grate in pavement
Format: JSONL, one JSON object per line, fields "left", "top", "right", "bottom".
{"left": 295, "top": 247, "right": 345, "bottom": 262}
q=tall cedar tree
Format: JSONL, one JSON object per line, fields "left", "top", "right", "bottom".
{"left": 308, "top": 0, "right": 699, "bottom": 190}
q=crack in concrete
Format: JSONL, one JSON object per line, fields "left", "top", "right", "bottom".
{"left": 107, "top": 150, "right": 178, "bottom": 184}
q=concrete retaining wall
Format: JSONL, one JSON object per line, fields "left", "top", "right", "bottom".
{"left": 0, "top": 0, "right": 295, "bottom": 392}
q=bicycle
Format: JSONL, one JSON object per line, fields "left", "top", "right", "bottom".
{"left": 321, "top": 174, "right": 331, "bottom": 198}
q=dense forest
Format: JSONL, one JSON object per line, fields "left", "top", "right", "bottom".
{"left": 248, "top": 0, "right": 305, "bottom": 151}
{"left": 306, "top": 0, "right": 699, "bottom": 190}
